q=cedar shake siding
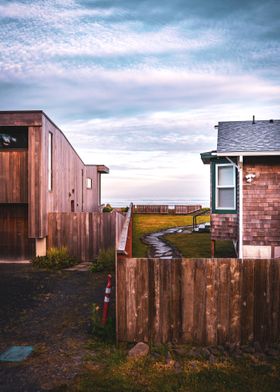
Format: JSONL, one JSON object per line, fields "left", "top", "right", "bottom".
{"left": 243, "top": 156, "right": 280, "bottom": 250}
{"left": 211, "top": 214, "right": 238, "bottom": 241}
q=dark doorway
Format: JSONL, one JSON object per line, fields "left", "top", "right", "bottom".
{"left": 0, "top": 204, "right": 35, "bottom": 260}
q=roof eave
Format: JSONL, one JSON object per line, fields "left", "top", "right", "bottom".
{"left": 217, "top": 151, "right": 280, "bottom": 157}
{"left": 200, "top": 150, "right": 217, "bottom": 164}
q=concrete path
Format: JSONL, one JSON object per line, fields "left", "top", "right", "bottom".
{"left": 143, "top": 226, "right": 192, "bottom": 259}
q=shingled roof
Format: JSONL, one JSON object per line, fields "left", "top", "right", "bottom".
{"left": 217, "top": 120, "right": 280, "bottom": 153}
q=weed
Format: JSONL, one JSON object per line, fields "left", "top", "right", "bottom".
{"left": 91, "top": 247, "right": 115, "bottom": 273}
{"left": 90, "top": 303, "right": 115, "bottom": 343}
{"left": 32, "top": 246, "right": 77, "bottom": 270}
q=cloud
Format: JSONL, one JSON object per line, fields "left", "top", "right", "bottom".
{"left": 1, "top": 0, "right": 280, "bottom": 202}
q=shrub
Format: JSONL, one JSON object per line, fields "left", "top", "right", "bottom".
{"left": 121, "top": 206, "right": 129, "bottom": 213}
{"left": 32, "top": 246, "right": 77, "bottom": 270}
{"left": 103, "top": 203, "right": 113, "bottom": 213}
{"left": 91, "top": 247, "right": 115, "bottom": 273}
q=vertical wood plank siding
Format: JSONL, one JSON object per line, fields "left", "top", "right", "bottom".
{"left": 48, "top": 211, "right": 125, "bottom": 261}
{"left": 117, "top": 258, "right": 280, "bottom": 345}
{"left": 0, "top": 151, "right": 28, "bottom": 203}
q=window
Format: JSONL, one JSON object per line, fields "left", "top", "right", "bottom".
{"left": 216, "top": 164, "right": 236, "bottom": 210}
{"left": 48, "top": 132, "right": 53, "bottom": 191}
{"left": 0, "top": 126, "right": 28, "bottom": 149}
{"left": 86, "top": 177, "right": 92, "bottom": 189}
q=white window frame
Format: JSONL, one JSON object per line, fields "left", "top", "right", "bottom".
{"left": 215, "top": 163, "right": 236, "bottom": 210}
{"left": 48, "top": 132, "right": 53, "bottom": 192}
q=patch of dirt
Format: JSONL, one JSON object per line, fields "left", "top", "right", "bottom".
{"left": 0, "top": 264, "right": 114, "bottom": 391}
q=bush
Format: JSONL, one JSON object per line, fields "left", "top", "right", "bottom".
{"left": 103, "top": 203, "right": 113, "bottom": 213}
{"left": 121, "top": 206, "right": 129, "bottom": 213}
{"left": 91, "top": 247, "right": 115, "bottom": 273}
{"left": 32, "top": 246, "right": 77, "bottom": 270}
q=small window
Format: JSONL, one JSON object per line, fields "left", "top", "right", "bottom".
{"left": 216, "top": 164, "right": 236, "bottom": 210}
{"left": 48, "top": 132, "right": 53, "bottom": 191}
{"left": 0, "top": 126, "right": 28, "bottom": 149}
{"left": 86, "top": 178, "right": 92, "bottom": 189}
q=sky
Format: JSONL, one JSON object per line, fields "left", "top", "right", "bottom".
{"left": 0, "top": 0, "right": 280, "bottom": 204}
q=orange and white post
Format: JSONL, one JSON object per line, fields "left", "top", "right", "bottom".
{"left": 102, "top": 274, "right": 112, "bottom": 325}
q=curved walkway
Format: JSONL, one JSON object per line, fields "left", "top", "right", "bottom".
{"left": 142, "top": 226, "right": 192, "bottom": 259}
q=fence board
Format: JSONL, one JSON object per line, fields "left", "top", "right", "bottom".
{"left": 181, "top": 259, "right": 195, "bottom": 342}
{"left": 48, "top": 211, "right": 125, "bottom": 261}
{"left": 117, "top": 257, "right": 280, "bottom": 345}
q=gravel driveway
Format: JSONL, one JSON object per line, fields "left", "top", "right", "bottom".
{"left": 0, "top": 264, "right": 114, "bottom": 392}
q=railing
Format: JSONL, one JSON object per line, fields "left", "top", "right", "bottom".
{"left": 133, "top": 204, "right": 202, "bottom": 215}
{"left": 117, "top": 203, "right": 133, "bottom": 257}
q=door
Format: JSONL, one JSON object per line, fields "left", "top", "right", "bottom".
{"left": 0, "top": 204, "right": 35, "bottom": 260}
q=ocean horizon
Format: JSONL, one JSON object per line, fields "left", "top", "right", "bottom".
{"left": 102, "top": 198, "right": 210, "bottom": 208}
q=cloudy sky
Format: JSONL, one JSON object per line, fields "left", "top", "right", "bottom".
{"left": 1, "top": 0, "right": 279, "bottom": 204}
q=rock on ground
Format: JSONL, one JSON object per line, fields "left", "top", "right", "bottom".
{"left": 128, "top": 342, "right": 149, "bottom": 358}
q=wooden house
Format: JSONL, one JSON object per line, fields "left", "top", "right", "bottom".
{"left": 0, "top": 111, "right": 109, "bottom": 260}
{"left": 201, "top": 117, "right": 280, "bottom": 259}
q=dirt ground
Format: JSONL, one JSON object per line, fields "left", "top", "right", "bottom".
{"left": 0, "top": 264, "right": 114, "bottom": 392}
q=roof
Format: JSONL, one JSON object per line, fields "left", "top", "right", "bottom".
{"left": 217, "top": 120, "right": 280, "bottom": 153}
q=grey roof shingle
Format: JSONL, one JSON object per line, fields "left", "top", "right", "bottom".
{"left": 217, "top": 120, "right": 280, "bottom": 153}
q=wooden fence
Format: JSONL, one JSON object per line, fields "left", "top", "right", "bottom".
{"left": 116, "top": 257, "right": 280, "bottom": 345}
{"left": 133, "top": 205, "right": 201, "bottom": 214}
{"left": 48, "top": 211, "right": 126, "bottom": 261}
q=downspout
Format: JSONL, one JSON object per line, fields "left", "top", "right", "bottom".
{"left": 239, "top": 156, "right": 243, "bottom": 259}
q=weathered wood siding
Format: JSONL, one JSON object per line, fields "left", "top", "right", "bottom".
{"left": 43, "top": 115, "right": 100, "bottom": 215}
{"left": 0, "top": 112, "right": 105, "bottom": 239}
{"left": 0, "top": 204, "right": 35, "bottom": 259}
{"left": 48, "top": 211, "right": 123, "bottom": 261}
{"left": 117, "top": 258, "right": 280, "bottom": 345}
{"left": 0, "top": 151, "right": 28, "bottom": 203}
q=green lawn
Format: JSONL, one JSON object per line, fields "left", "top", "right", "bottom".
{"left": 133, "top": 213, "right": 210, "bottom": 257}
{"left": 69, "top": 340, "right": 280, "bottom": 392}
{"left": 164, "top": 232, "right": 236, "bottom": 258}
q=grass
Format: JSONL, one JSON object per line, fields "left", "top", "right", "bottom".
{"left": 164, "top": 232, "right": 236, "bottom": 258}
{"left": 68, "top": 341, "right": 280, "bottom": 392}
{"left": 133, "top": 213, "right": 210, "bottom": 257}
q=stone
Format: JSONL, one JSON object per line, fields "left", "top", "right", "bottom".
{"left": 128, "top": 342, "right": 149, "bottom": 358}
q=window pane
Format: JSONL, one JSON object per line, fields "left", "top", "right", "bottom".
{"left": 218, "top": 188, "right": 234, "bottom": 209}
{"left": 0, "top": 126, "right": 28, "bottom": 149}
{"left": 218, "top": 166, "right": 234, "bottom": 186}
{"left": 86, "top": 178, "right": 92, "bottom": 189}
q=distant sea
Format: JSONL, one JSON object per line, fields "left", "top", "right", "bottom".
{"left": 102, "top": 198, "right": 210, "bottom": 208}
